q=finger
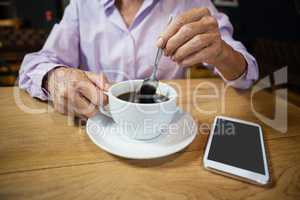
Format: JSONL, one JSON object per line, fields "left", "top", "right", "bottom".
{"left": 72, "top": 93, "right": 98, "bottom": 118}
{"left": 172, "top": 33, "right": 218, "bottom": 62}
{"left": 84, "top": 71, "right": 111, "bottom": 91}
{"left": 53, "top": 103, "right": 65, "bottom": 114}
{"left": 165, "top": 17, "right": 219, "bottom": 56}
{"left": 157, "top": 8, "right": 210, "bottom": 48}
{"left": 180, "top": 42, "right": 219, "bottom": 67}
{"left": 54, "top": 96, "right": 77, "bottom": 116}
{"left": 75, "top": 80, "right": 104, "bottom": 106}
{"left": 81, "top": 86, "right": 108, "bottom": 106}
{"left": 53, "top": 100, "right": 68, "bottom": 115}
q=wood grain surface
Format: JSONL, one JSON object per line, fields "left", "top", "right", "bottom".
{"left": 0, "top": 79, "right": 299, "bottom": 200}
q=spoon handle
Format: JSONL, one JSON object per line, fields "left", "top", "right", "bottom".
{"left": 151, "top": 48, "right": 163, "bottom": 80}
{"left": 150, "top": 16, "right": 173, "bottom": 81}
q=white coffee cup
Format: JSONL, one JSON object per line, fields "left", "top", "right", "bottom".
{"left": 100, "top": 80, "right": 178, "bottom": 140}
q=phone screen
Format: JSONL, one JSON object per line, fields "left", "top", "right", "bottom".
{"left": 207, "top": 118, "right": 265, "bottom": 174}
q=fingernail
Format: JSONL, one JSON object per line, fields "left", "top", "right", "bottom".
{"left": 179, "top": 61, "right": 186, "bottom": 67}
{"left": 156, "top": 37, "right": 164, "bottom": 47}
{"left": 104, "top": 83, "right": 110, "bottom": 91}
{"left": 164, "top": 49, "right": 169, "bottom": 56}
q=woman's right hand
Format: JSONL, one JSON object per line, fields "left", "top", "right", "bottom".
{"left": 45, "top": 67, "right": 111, "bottom": 118}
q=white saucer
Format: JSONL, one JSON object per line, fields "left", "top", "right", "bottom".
{"left": 86, "top": 109, "right": 197, "bottom": 159}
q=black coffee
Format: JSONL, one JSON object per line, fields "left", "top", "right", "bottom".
{"left": 117, "top": 92, "right": 169, "bottom": 104}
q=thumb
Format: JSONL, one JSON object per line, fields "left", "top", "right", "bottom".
{"left": 84, "top": 71, "right": 111, "bottom": 91}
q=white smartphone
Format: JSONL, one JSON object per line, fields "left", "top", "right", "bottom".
{"left": 203, "top": 116, "right": 270, "bottom": 185}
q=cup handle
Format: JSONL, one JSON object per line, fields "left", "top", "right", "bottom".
{"left": 99, "top": 91, "right": 112, "bottom": 118}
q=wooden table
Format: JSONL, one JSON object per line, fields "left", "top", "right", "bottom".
{"left": 0, "top": 79, "right": 300, "bottom": 200}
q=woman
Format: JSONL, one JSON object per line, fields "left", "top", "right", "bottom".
{"left": 19, "top": 0, "right": 258, "bottom": 118}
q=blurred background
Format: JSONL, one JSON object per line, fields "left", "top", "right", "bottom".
{"left": 0, "top": 0, "right": 299, "bottom": 103}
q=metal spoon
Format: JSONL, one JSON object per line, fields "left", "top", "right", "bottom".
{"left": 138, "top": 48, "right": 163, "bottom": 103}
{"left": 139, "top": 17, "right": 173, "bottom": 103}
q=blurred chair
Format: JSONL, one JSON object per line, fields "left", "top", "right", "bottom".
{"left": 0, "top": 59, "right": 17, "bottom": 86}
{"left": 0, "top": 19, "right": 21, "bottom": 29}
{"left": 0, "top": 18, "right": 49, "bottom": 86}
{"left": 0, "top": 18, "right": 21, "bottom": 86}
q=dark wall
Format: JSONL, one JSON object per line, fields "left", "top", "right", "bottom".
{"left": 218, "top": 0, "right": 300, "bottom": 41}
{"left": 218, "top": 0, "right": 300, "bottom": 89}
{"left": 239, "top": 0, "right": 300, "bottom": 40}
{"left": 0, "top": 0, "right": 17, "bottom": 19}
